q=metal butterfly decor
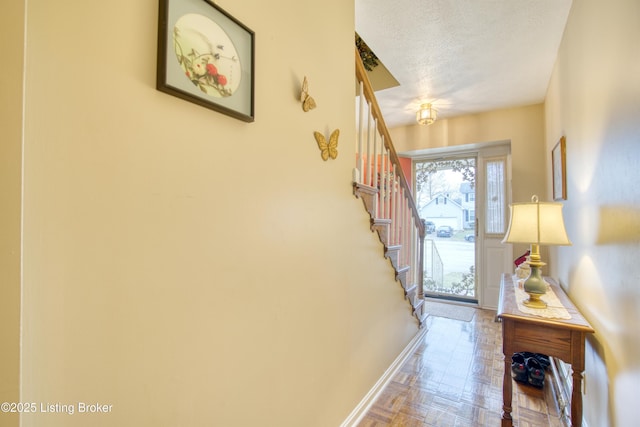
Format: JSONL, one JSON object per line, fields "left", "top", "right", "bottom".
{"left": 313, "top": 129, "right": 339, "bottom": 161}
{"left": 300, "top": 76, "right": 317, "bottom": 112}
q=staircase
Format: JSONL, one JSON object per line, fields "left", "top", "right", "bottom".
{"left": 353, "top": 49, "right": 427, "bottom": 327}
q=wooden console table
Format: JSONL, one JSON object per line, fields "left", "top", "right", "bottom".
{"left": 497, "top": 274, "right": 594, "bottom": 427}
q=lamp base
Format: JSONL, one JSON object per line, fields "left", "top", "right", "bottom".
{"left": 523, "top": 292, "right": 547, "bottom": 309}
{"left": 522, "top": 259, "right": 548, "bottom": 309}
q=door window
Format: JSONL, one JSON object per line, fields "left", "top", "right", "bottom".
{"left": 415, "top": 157, "right": 477, "bottom": 301}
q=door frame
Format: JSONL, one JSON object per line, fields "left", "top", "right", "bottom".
{"left": 408, "top": 140, "right": 512, "bottom": 309}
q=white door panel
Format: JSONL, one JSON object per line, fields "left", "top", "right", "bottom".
{"left": 476, "top": 148, "right": 512, "bottom": 308}
{"left": 480, "top": 242, "right": 512, "bottom": 309}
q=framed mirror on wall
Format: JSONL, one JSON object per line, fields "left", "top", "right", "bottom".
{"left": 552, "top": 136, "right": 567, "bottom": 201}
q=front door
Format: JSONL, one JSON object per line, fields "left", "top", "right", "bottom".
{"left": 414, "top": 142, "right": 512, "bottom": 308}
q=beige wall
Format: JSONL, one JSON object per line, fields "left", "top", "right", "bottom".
{"left": 0, "top": 2, "right": 24, "bottom": 427}
{"left": 390, "top": 104, "right": 547, "bottom": 260}
{"left": 3, "top": 0, "right": 420, "bottom": 426}
{"left": 391, "top": 104, "right": 546, "bottom": 204}
{"left": 544, "top": 0, "right": 640, "bottom": 425}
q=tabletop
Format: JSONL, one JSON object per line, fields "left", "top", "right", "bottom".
{"left": 497, "top": 274, "right": 593, "bottom": 333}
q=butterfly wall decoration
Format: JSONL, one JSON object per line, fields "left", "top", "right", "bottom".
{"left": 313, "top": 129, "right": 339, "bottom": 161}
{"left": 300, "top": 76, "right": 317, "bottom": 112}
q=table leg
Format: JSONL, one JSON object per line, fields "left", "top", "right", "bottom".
{"left": 501, "top": 320, "right": 514, "bottom": 426}
{"left": 570, "top": 331, "right": 587, "bottom": 427}
{"left": 571, "top": 369, "right": 584, "bottom": 427}
{"left": 502, "top": 356, "right": 513, "bottom": 426}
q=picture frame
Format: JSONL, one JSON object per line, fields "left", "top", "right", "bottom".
{"left": 157, "top": 0, "right": 255, "bottom": 122}
{"left": 552, "top": 136, "right": 567, "bottom": 200}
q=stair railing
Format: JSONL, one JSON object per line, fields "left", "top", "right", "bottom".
{"left": 353, "top": 48, "right": 427, "bottom": 326}
{"left": 424, "top": 239, "right": 444, "bottom": 290}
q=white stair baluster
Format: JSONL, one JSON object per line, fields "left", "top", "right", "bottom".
{"left": 357, "top": 81, "right": 364, "bottom": 184}
{"left": 372, "top": 119, "right": 379, "bottom": 216}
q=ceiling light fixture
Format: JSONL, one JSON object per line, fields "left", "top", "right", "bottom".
{"left": 416, "top": 103, "right": 437, "bottom": 125}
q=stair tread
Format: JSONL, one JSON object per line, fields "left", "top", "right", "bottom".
{"left": 417, "top": 313, "right": 428, "bottom": 328}
{"left": 353, "top": 182, "right": 379, "bottom": 195}
{"left": 396, "top": 265, "right": 410, "bottom": 274}
{"left": 373, "top": 218, "right": 392, "bottom": 225}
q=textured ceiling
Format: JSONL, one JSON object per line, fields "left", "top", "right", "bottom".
{"left": 355, "top": 0, "right": 573, "bottom": 128}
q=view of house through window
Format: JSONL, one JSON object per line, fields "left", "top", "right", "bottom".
{"left": 415, "top": 157, "right": 477, "bottom": 301}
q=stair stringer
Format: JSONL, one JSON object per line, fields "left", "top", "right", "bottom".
{"left": 353, "top": 182, "right": 427, "bottom": 327}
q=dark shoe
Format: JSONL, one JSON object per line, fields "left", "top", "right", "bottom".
{"left": 520, "top": 351, "right": 550, "bottom": 370}
{"left": 534, "top": 353, "right": 550, "bottom": 370}
{"left": 526, "top": 357, "right": 545, "bottom": 388}
{"left": 511, "top": 353, "right": 528, "bottom": 383}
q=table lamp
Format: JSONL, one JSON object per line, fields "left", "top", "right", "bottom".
{"left": 502, "top": 195, "right": 572, "bottom": 308}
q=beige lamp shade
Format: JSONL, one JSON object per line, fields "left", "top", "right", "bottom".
{"left": 502, "top": 196, "right": 572, "bottom": 246}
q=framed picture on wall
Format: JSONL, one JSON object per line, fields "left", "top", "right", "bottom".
{"left": 157, "top": 0, "right": 255, "bottom": 122}
{"left": 552, "top": 136, "right": 567, "bottom": 200}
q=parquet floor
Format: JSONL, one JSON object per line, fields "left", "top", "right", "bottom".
{"left": 357, "top": 307, "right": 565, "bottom": 426}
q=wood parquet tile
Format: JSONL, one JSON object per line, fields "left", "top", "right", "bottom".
{"left": 357, "top": 308, "right": 565, "bottom": 427}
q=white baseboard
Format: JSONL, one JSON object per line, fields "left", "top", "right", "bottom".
{"left": 340, "top": 327, "right": 428, "bottom": 427}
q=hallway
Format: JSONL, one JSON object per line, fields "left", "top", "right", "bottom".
{"left": 357, "top": 307, "right": 565, "bottom": 426}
